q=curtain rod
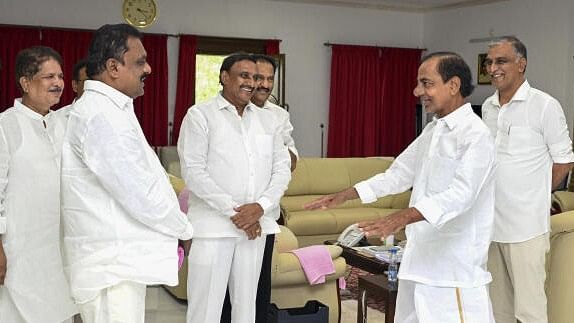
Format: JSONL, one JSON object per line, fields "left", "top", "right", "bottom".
{"left": 324, "top": 41, "right": 426, "bottom": 51}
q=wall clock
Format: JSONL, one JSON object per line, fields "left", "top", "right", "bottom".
{"left": 122, "top": 0, "right": 158, "bottom": 28}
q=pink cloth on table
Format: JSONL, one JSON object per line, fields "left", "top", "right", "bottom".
{"left": 290, "top": 245, "right": 335, "bottom": 285}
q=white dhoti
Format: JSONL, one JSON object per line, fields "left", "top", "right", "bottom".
{"left": 77, "top": 281, "right": 147, "bottom": 323}
{"left": 394, "top": 280, "right": 494, "bottom": 323}
{"left": 186, "top": 236, "right": 266, "bottom": 323}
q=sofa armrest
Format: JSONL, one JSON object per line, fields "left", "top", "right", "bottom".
{"left": 275, "top": 225, "right": 299, "bottom": 252}
{"left": 272, "top": 245, "right": 343, "bottom": 274}
{"left": 551, "top": 210, "right": 574, "bottom": 235}
{"left": 552, "top": 191, "right": 574, "bottom": 214}
{"left": 272, "top": 256, "right": 346, "bottom": 287}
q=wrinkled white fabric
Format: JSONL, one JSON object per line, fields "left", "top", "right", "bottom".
{"left": 355, "top": 104, "right": 496, "bottom": 288}
{"left": 61, "top": 80, "right": 193, "bottom": 303}
{"left": 177, "top": 93, "right": 291, "bottom": 237}
{"left": 0, "top": 99, "right": 77, "bottom": 322}
{"left": 482, "top": 80, "right": 574, "bottom": 242}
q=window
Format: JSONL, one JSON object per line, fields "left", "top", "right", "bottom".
{"left": 193, "top": 36, "right": 286, "bottom": 107}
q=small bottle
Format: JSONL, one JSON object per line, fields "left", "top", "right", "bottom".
{"left": 385, "top": 234, "right": 394, "bottom": 247}
{"left": 387, "top": 247, "right": 399, "bottom": 283}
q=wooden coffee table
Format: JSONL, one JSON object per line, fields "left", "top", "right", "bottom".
{"left": 325, "top": 241, "right": 398, "bottom": 323}
{"left": 357, "top": 274, "right": 398, "bottom": 323}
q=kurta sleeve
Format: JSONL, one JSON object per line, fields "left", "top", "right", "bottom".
{"left": 279, "top": 109, "right": 299, "bottom": 158}
{"left": 178, "top": 108, "right": 238, "bottom": 217}
{"left": 79, "top": 112, "right": 193, "bottom": 240}
{"left": 542, "top": 98, "right": 574, "bottom": 164}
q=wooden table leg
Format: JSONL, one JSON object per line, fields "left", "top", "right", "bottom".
{"left": 357, "top": 284, "right": 367, "bottom": 323}
{"left": 385, "top": 286, "right": 397, "bottom": 323}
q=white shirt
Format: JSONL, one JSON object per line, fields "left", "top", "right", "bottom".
{"left": 259, "top": 100, "right": 299, "bottom": 158}
{"left": 0, "top": 99, "right": 77, "bottom": 322}
{"left": 61, "top": 81, "right": 193, "bottom": 303}
{"left": 355, "top": 104, "right": 496, "bottom": 288}
{"left": 54, "top": 98, "right": 76, "bottom": 121}
{"left": 177, "top": 93, "right": 291, "bottom": 237}
{"left": 482, "top": 80, "right": 574, "bottom": 242}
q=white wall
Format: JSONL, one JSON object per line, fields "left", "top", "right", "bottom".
{"left": 0, "top": 0, "right": 424, "bottom": 156}
{"left": 423, "top": 0, "right": 574, "bottom": 132}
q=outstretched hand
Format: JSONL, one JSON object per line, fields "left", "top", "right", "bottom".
{"left": 358, "top": 208, "right": 424, "bottom": 241}
{"left": 303, "top": 187, "right": 359, "bottom": 210}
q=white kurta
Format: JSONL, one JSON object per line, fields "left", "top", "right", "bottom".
{"left": 0, "top": 99, "right": 77, "bottom": 322}
{"left": 354, "top": 104, "right": 496, "bottom": 288}
{"left": 177, "top": 93, "right": 291, "bottom": 237}
{"left": 61, "top": 81, "right": 193, "bottom": 304}
{"left": 482, "top": 80, "right": 574, "bottom": 242}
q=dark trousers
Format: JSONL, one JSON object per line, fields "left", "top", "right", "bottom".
{"left": 221, "top": 234, "right": 275, "bottom": 323}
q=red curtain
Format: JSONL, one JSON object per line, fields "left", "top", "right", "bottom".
{"left": 0, "top": 26, "right": 41, "bottom": 111}
{"left": 327, "top": 45, "right": 422, "bottom": 157}
{"left": 265, "top": 40, "right": 280, "bottom": 55}
{"left": 133, "top": 34, "right": 169, "bottom": 146}
{"left": 172, "top": 34, "right": 197, "bottom": 145}
{"left": 378, "top": 48, "right": 422, "bottom": 156}
{"left": 41, "top": 29, "right": 93, "bottom": 109}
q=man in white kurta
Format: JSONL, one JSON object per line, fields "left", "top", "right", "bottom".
{"left": 220, "top": 54, "right": 300, "bottom": 323}
{"left": 482, "top": 37, "right": 574, "bottom": 323}
{"left": 0, "top": 47, "right": 77, "bottom": 323}
{"left": 61, "top": 24, "right": 193, "bottom": 323}
{"left": 306, "top": 52, "right": 496, "bottom": 322}
{"left": 178, "top": 53, "right": 291, "bottom": 323}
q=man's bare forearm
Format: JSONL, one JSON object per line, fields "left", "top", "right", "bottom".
{"left": 552, "top": 163, "right": 574, "bottom": 190}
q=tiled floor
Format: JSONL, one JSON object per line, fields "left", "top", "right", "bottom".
{"left": 144, "top": 285, "right": 385, "bottom": 323}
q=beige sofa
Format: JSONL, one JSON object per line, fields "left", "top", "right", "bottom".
{"left": 281, "top": 157, "right": 411, "bottom": 247}
{"left": 547, "top": 210, "right": 574, "bottom": 323}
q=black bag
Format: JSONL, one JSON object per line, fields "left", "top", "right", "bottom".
{"left": 267, "top": 301, "right": 329, "bottom": 323}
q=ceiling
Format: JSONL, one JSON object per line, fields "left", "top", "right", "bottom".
{"left": 268, "top": 0, "right": 508, "bottom": 12}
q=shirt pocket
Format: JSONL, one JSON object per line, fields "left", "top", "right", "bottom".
{"left": 427, "top": 156, "right": 460, "bottom": 194}
{"left": 255, "top": 134, "right": 273, "bottom": 158}
{"left": 507, "top": 126, "right": 535, "bottom": 156}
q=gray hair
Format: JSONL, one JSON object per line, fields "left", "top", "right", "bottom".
{"left": 488, "top": 36, "right": 527, "bottom": 60}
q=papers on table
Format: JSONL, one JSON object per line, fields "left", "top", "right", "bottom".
{"left": 351, "top": 245, "right": 403, "bottom": 263}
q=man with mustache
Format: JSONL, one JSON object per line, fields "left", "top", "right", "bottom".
{"left": 306, "top": 52, "right": 496, "bottom": 322}
{"left": 482, "top": 36, "right": 574, "bottom": 323}
{"left": 178, "top": 52, "right": 291, "bottom": 323}
{"left": 220, "top": 54, "right": 299, "bottom": 323}
{"left": 60, "top": 24, "right": 193, "bottom": 323}
{"left": 0, "top": 46, "right": 77, "bottom": 323}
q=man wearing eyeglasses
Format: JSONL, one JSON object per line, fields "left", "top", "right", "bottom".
{"left": 482, "top": 36, "right": 574, "bottom": 323}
